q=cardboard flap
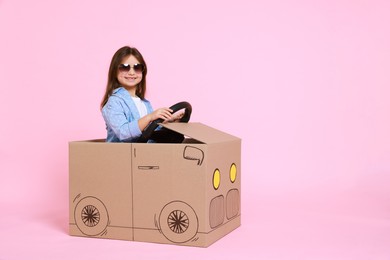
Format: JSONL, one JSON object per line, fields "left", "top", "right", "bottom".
{"left": 160, "top": 122, "right": 240, "bottom": 144}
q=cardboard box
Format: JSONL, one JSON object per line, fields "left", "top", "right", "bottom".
{"left": 69, "top": 122, "right": 241, "bottom": 247}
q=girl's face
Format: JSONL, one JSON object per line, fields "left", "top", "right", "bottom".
{"left": 117, "top": 55, "right": 144, "bottom": 93}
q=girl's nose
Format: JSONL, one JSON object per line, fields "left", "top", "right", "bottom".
{"left": 128, "top": 67, "right": 136, "bottom": 75}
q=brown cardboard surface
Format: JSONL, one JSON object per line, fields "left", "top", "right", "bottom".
{"left": 161, "top": 122, "right": 238, "bottom": 144}
{"left": 69, "top": 123, "right": 241, "bottom": 247}
{"left": 69, "top": 141, "right": 134, "bottom": 240}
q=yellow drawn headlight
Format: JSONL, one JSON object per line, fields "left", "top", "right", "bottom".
{"left": 230, "top": 163, "right": 237, "bottom": 183}
{"left": 213, "top": 169, "right": 221, "bottom": 190}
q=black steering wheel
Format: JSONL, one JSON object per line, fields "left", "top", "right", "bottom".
{"left": 137, "top": 101, "right": 192, "bottom": 143}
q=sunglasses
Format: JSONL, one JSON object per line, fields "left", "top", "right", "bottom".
{"left": 118, "top": 63, "right": 145, "bottom": 73}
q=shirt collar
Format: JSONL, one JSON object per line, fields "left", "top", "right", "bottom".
{"left": 112, "top": 87, "right": 141, "bottom": 118}
{"left": 112, "top": 87, "right": 131, "bottom": 99}
{"left": 112, "top": 86, "right": 149, "bottom": 103}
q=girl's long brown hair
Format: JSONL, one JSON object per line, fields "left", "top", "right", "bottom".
{"left": 100, "top": 46, "right": 148, "bottom": 110}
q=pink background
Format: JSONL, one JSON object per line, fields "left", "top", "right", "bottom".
{"left": 1, "top": 0, "right": 390, "bottom": 259}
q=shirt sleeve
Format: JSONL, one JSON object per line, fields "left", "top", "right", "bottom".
{"left": 102, "top": 97, "right": 142, "bottom": 141}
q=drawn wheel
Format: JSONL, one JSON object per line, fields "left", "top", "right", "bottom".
{"left": 168, "top": 210, "right": 189, "bottom": 234}
{"left": 74, "top": 196, "right": 109, "bottom": 236}
{"left": 159, "top": 201, "right": 198, "bottom": 243}
{"left": 81, "top": 205, "right": 100, "bottom": 227}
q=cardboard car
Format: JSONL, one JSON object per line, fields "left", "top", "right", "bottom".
{"left": 69, "top": 122, "right": 241, "bottom": 247}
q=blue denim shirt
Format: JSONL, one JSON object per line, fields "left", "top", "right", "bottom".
{"left": 102, "top": 87, "right": 153, "bottom": 142}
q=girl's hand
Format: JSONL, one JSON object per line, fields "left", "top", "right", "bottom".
{"left": 162, "top": 111, "right": 184, "bottom": 123}
{"left": 171, "top": 111, "right": 184, "bottom": 122}
{"left": 149, "top": 107, "right": 173, "bottom": 122}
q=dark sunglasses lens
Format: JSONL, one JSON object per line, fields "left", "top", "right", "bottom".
{"left": 118, "top": 64, "right": 130, "bottom": 72}
{"left": 118, "top": 64, "right": 144, "bottom": 73}
{"left": 133, "top": 64, "right": 144, "bottom": 73}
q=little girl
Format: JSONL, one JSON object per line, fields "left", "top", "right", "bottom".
{"left": 101, "top": 46, "right": 175, "bottom": 142}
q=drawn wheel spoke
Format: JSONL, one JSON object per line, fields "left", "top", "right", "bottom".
{"left": 159, "top": 201, "right": 198, "bottom": 243}
{"left": 81, "top": 205, "right": 100, "bottom": 227}
{"left": 167, "top": 210, "right": 189, "bottom": 234}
